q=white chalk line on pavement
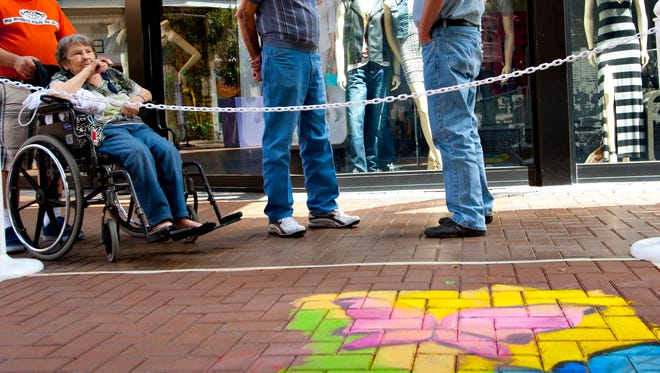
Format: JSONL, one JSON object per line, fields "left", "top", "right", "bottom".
{"left": 28, "top": 257, "right": 644, "bottom": 277}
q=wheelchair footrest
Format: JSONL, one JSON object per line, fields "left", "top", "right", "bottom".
{"left": 216, "top": 212, "right": 243, "bottom": 228}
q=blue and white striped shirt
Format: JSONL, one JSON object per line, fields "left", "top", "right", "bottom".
{"left": 251, "top": 0, "right": 320, "bottom": 52}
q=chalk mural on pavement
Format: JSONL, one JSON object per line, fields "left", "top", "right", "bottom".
{"left": 280, "top": 285, "right": 660, "bottom": 372}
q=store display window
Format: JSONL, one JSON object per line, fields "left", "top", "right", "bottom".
{"left": 567, "top": 0, "right": 659, "bottom": 164}
{"left": 59, "top": 0, "right": 535, "bottom": 177}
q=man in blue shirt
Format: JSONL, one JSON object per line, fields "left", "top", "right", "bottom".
{"left": 416, "top": 0, "right": 495, "bottom": 238}
{"left": 237, "top": 0, "right": 360, "bottom": 237}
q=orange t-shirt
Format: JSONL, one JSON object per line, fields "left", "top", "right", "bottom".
{"left": 0, "top": 0, "right": 76, "bottom": 80}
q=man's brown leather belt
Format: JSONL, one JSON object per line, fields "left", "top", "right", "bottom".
{"left": 432, "top": 18, "right": 480, "bottom": 29}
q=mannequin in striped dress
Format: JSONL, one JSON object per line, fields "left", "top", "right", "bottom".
{"left": 584, "top": 0, "right": 649, "bottom": 161}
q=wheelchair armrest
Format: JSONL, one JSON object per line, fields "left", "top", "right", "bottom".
{"left": 163, "top": 127, "right": 180, "bottom": 149}
{"left": 36, "top": 95, "right": 74, "bottom": 114}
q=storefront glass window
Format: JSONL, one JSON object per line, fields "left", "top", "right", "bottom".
{"left": 330, "top": 0, "right": 532, "bottom": 173}
{"left": 160, "top": 0, "right": 533, "bottom": 174}
{"left": 476, "top": 0, "right": 532, "bottom": 168}
{"left": 567, "top": 0, "right": 658, "bottom": 164}
{"left": 62, "top": 1, "right": 532, "bottom": 177}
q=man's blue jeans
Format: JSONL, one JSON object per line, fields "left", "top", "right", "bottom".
{"left": 98, "top": 123, "right": 187, "bottom": 227}
{"left": 422, "top": 26, "right": 494, "bottom": 231}
{"left": 345, "top": 61, "right": 393, "bottom": 172}
{"left": 261, "top": 45, "right": 340, "bottom": 222}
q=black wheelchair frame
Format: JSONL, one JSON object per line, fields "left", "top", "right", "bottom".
{"left": 7, "top": 95, "right": 242, "bottom": 262}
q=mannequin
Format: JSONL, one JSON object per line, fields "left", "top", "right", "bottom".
{"left": 106, "top": 21, "right": 128, "bottom": 76}
{"left": 106, "top": 22, "right": 121, "bottom": 41}
{"left": 383, "top": 0, "right": 441, "bottom": 170}
{"left": 117, "top": 26, "right": 128, "bottom": 77}
{"left": 161, "top": 19, "right": 201, "bottom": 140}
{"left": 584, "top": 0, "right": 648, "bottom": 162}
{"left": 318, "top": 0, "right": 337, "bottom": 73}
{"left": 336, "top": 0, "right": 399, "bottom": 173}
{"left": 318, "top": 0, "right": 347, "bottom": 146}
{"left": 478, "top": 0, "right": 515, "bottom": 127}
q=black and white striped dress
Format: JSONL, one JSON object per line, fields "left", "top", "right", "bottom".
{"left": 595, "top": 0, "right": 646, "bottom": 159}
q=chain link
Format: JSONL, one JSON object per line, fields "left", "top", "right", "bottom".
{"left": 2, "top": 27, "right": 655, "bottom": 114}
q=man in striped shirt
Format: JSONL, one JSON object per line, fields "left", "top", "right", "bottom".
{"left": 237, "top": 0, "right": 360, "bottom": 238}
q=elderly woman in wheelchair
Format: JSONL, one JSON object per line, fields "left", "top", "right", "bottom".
{"left": 47, "top": 34, "right": 216, "bottom": 244}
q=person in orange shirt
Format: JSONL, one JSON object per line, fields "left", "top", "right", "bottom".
{"left": 0, "top": 0, "right": 102, "bottom": 252}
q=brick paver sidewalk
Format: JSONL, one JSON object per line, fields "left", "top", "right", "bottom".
{"left": 1, "top": 182, "right": 658, "bottom": 372}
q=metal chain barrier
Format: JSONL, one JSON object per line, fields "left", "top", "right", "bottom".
{"left": 1, "top": 27, "right": 656, "bottom": 115}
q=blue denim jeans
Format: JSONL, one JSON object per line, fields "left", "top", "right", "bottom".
{"left": 97, "top": 123, "right": 187, "bottom": 227}
{"left": 261, "top": 45, "right": 340, "bottom": 222}
{"left": 345, "top": 61, "right": 393, "bottom": 172}
{"left": 422, "top": 25, "right": 494, "bottom": 231}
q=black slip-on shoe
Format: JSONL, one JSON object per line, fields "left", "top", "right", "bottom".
{"left": 438, "top": 215, "right": 493, "bottom": 225}
{"left": 424, "top": 219, "right": 486, "bottom": 238}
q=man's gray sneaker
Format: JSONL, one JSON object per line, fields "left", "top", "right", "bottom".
{"left": 308, "top": 209, "right": 360, "bottom": 228}
{"left": 268, "top": 217, "right": 306, "bottom": 237}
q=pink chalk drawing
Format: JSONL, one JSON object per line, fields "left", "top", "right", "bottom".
{"left": 334, "top": 297, "right": 596, "bottom": 358}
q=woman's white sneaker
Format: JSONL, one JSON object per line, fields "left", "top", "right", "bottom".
{"left": 308, "top": 209, "right": 360, "bottom": 228}
{"left": 268, "top": 217, "right": 307, "bottom": 237}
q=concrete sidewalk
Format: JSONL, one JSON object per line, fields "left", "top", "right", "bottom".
{"left": 1, "top": 182, "right": 658, "bottom": 372}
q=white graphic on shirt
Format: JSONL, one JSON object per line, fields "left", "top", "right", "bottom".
{"left": 3, "top": 9, "right": 59, "bottom": 27}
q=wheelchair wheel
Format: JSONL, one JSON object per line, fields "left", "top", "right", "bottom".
{"left": 185, "top": 205, "right": 199, "bottom": 243}
{"left": 102, "top": 219, "right": 119, "bottom": 263}
{"left": 7, "top": 135, "right": 84, "bottom": 260}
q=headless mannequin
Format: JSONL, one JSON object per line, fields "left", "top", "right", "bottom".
{"left": 160, "top": 20, "right": 201, "bottom": 87}
{"left": 478, "top": 0, "right": 515, "bottom": 127}
{"left": 318, "top": 0, "right": 347, "bottom": 145}
{"left": 160, "top": 19, "right": 201, "bottom": 140}
{"left": 106, "top": 22, "right": 121, "bottom": 39}
{"left": 117, "top": 26, "right": 128, "bottom": 77}
{"left": 584, "top": 0, "right": 648, "bottom": 162}
{"left": 335, "top": 0, "right": 400, "bottom": 90}
{"left": 336, "top": 0, "right": 400, "bottom": 172}
{"left": 584, "top": 0, "right": 648, "bottom": 67}
{"left": 383, "top": 0, "right": 441, "bottom": 170}
{"left": 107, "top": 22, "right": 128, "bottom": 76}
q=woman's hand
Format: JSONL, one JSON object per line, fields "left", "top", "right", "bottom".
{"left": 83, "top": 57, "right": 109, "bottom": 77}
{"left": 97, "top": 56, "right": 113, "bottom": 72}
{"left": 81, "top": 59, "right": 107, "bottom": 79}
{"left": 121, "top": 96, "right": 143, "bottom": 116}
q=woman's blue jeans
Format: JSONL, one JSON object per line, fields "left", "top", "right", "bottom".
{"left": 261, "top": 45, "right": 340, "bottom": 222}
{"left": 422, "top": 26, "right": 494, "bottom": 231}
{"left": 98, "top": 123, "right": 187, "bottom": 227}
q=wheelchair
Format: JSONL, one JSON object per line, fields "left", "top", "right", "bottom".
{"left": 6, "top": 95, "right": 242, "bottom": 262}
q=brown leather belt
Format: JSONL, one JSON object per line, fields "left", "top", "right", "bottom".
{"left": 432, "top": 18, "right": 480, "bottom": 29}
